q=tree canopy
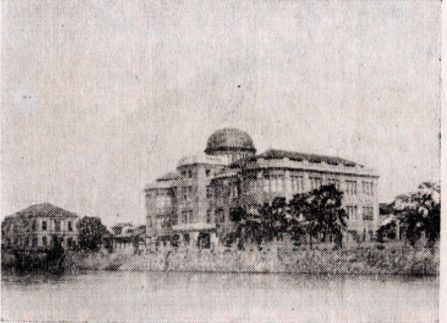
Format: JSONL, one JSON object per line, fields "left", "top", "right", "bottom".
{"left": 228, "top": 184, "right": 347, "bottom": 249}
{"left": 392, "top": 181, "right": 440, "bottom": 248}
{"left": 77, "top": 216, "right": 109, "bottom": 251}
{"left": 289, "top": 184, "right": 347, "bottom": 248}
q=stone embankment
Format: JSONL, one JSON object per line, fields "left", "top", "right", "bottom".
{"left": 64, "top": 244, "right": 439, "bottom": 276}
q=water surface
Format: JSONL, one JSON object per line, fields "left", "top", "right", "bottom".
{"left": 1, "top": 270, "right": 439, "bottom": 322}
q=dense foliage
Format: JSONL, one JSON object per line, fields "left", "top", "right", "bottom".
{"left": 228, "top": 184, "right": 347, "bottom": 249}
{"left": 77, "top": 216, "right": 109, "bottom": 251}
{"left": 392, "top": 182, "right": 440, "bottom": 248}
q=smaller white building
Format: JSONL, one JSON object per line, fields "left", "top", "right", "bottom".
{"left": 1, "top": 203, "right": 79, "bottom": 250}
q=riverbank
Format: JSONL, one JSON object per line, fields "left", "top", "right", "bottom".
{"left": 61, "top": 244, "right": 439, "bottom": 276}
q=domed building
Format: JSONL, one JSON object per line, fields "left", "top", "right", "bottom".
{"left": 205, "top": 128, "right": 256, "bottom": 163}
{"left": 145, "top": 128, "right": 379, "bottom": 250}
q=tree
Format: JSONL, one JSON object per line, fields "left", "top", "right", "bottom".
{"left": 259, "top": 196, "right": 289, "bottom": 242}
{"left": 229, "top": 205, "right": 263, "bottom": 250}
{"left": 45, "top": 235, "right": 65, "bottom": 271}
{"left": 377, "top": 221, "right": 396, "bottom": 243}
{"left": 315, "top": 185, "right": 347, "bottom": 248}
{"left": 289, "top": 184, "right": 347, "bottom": 248}
{"left": 227, "top": 185, "right": 348, "bottom": 250}
{"left": 288, "top": 192, "right": 311, "bottom": 246}
{"left": 394, "top": 182, "right": 440, "bottom": 248}
{"left": 229, "top": 197, "right": 292, "bottom": 250}
{"left": 77, "top": 216, "right": 109, "bottom": 251}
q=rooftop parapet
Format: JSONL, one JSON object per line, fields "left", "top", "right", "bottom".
{"left": 145, "top": 181, "right": 176, "bottom": 190}
{"left": 232, "top": 149, "right": 378, "bottom": 177}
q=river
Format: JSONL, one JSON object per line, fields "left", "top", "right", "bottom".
{"left": 1, "top": 270, "right": 439, "bottom": 322}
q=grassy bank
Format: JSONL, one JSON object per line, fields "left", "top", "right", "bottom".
{"left": 63, "top": 244, "right": 439, "bottom": 276}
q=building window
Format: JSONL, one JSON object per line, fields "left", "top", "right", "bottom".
{"left": 215, "top": 186, "right": 223, "bottom": 198}
{"left": 206, "top": 186, "right": 213, "bottom": 199}
{"left": 67, "top": 238, "right": 74, "bottom": 248}
{"left": 346, "top": 180, "right": 358, "bottom": 195}
{"left": 42, "top": 220, "right": 47, "bottom": 231}
{"left": 31, "top": 220, "right": 37, "bottom": 231}
{"left": 180, "top": 210, "right": 194, "bottom": 224}
{"left": 206, "top": 169, "right": 211, "bottom": 177}
{"left": 270, "top": 177, "right": 275, "bottom": 192}
{"left": 271, "top": 175, "right": 284, "bottom": 193}
{"left": 42, "top": 236, "right": 48, "bottom": 246}
{"left": 183, "top": 234, "right": 190, "bottom": 245}
{"left": 327, "top": 178, "right": 340, "bottom": 190}
{"left": 362, "top": 181, "right": 374, "bottom": 196}
{"left": 189, "top": 210, "right": 196, "bottom": 223}
{"left": 263, "top": 178, "right": 269, "bottom": 192}
{"left": 362, "top": 206, "right": 374, "bottom": 220}
{"left": 188, "top": 170, "right": 193, "bottom": 178}
{"left": 216, "top": 208, "right": 225, "bottom": 223}
{"left": 182, "top": 211, "right": 188, "bottom": 224}
{"left": 310, "top": 176, "right": 323, "bottom": 190}
{"left": 230, "top": 184, "right": 239, "bottom": 198}
{"left": 263, "top": 175, "right": 284, "bottom": 193}
{"left": 346, "top": 205, "right": 358, "bottom": 220}
{"left": 156, "top": 193, "right": 171, "bottom": 207}
{"left": 68, "top": 221, "right": 73, "bottom": 232}
{"left": 55, "top": 220, "right": 61, "bottom": 232}
{"left": 206, "top": 209, "right": 212, "bottom": 223}
{"left": 32, "top": 237, "right": 38, "bottom": 247}
{"left": 172, "top": 213, "right": 178, "bottom": 225}
{"left": 291, "top": 175, "right": 304, "bottom": 193}
{"left": 182, "top": 186, "right": 193, "bottom": 202}
{"left": 247, "top": 179, "right": 257, "bottom": 193}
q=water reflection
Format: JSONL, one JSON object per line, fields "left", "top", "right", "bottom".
{"left": 2, "top": 270, "right": 439, "bottom": 322}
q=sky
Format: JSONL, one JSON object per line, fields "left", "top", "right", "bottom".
{"left": 2, "top": 0, "right": 441, "bottom": 226}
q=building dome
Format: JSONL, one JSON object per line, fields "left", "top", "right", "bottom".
{"left": 205, "top": 128, "right": 256, "bottom": 157}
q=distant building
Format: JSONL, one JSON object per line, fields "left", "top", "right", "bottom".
{"left": 111, "top": 222, "right": 134, "bottom": 235}
{"left": 111, "top": 224, "right": 146, "bottom": 254}
{"left": 1, "top": 203, "right": 79, "bottom": 250}
{"left": 145, "top": 128, "right": 379, "bottom": 249}
{"left": 378, "top": 202, "right": 402, "bottom": 240}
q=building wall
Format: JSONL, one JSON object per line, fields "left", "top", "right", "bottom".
{"left": 210, "top": 166, "right": 379, "bottom": 243}
{"left": 2, "top": 216, "right": 79, "bottom": 250}
{"left": 144, "top": 148, "right": 379, "bottom": 247}
{"left": 145, "top": 162, "right": 227, "bottom": 247}
{"left": 145, "top": 186, "right": 175, "bottom": 242}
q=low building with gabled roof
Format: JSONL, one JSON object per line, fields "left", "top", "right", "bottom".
{"left": 1, "top": 203, "right": 79, "bottom": 250}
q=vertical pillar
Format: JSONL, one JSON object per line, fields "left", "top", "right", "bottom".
{"left": 303, "top": 172, "right": 310, "bottom": 192}
{"left": 192, "top": 232, "right": 199, "bottom": 248}
{"left": 284, "top": 170, "right": 291, "bottom": 200}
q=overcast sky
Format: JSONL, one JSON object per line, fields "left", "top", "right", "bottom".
{"left": 2, "top": 0, "right": 440, "bottom": 226}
